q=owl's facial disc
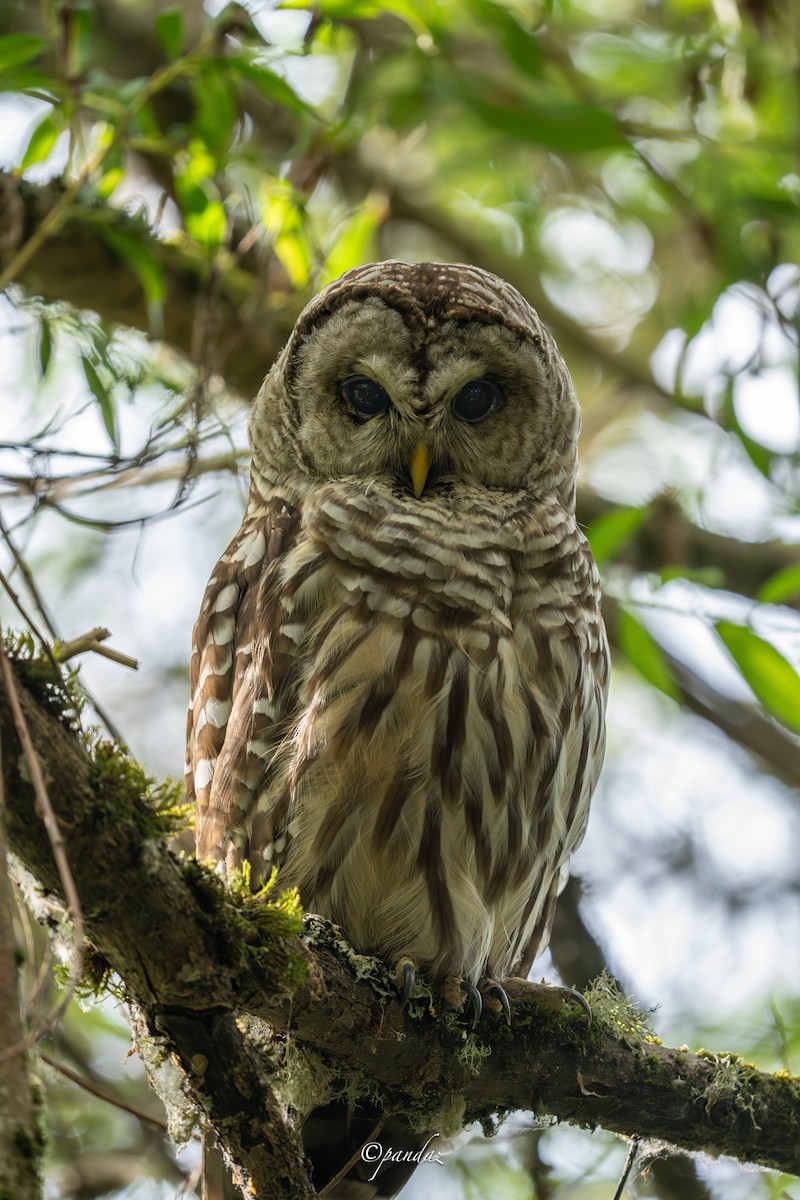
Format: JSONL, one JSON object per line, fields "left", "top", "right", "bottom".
{"left": 267, "top": 290, "right": 579, "bottom": 500}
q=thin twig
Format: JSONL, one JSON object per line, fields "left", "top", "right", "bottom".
{"left": 0, "top": 448, "right": 247, "bottom": 504}
{"left": 55, "top": 629, "right": 138, "bottom": 671}
{"left": 40, "top": 1050, "right": 168, "bottom": 1131}
{"left": 0, "top": 634, "right": 84, "bottom": 1060}
{"left": 0, "top": 520, "right": 125, "bottom": 742}
{"left": 611, "top": 1135, "right": 640, "bottom": 1200}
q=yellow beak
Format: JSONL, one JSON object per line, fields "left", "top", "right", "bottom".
{"left": 410, "top": 441, "right": 430, "bottom": 498}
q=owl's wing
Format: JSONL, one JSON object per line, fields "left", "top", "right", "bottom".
{"left": 512, "top": 549, "right": 610, "bottom": 979}
{"left": 186, "top": 501, "right": 299, "bottom": 880}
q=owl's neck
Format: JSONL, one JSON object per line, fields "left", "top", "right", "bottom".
{"left": 247, "top": 470, "right": 586, "bottom": 624}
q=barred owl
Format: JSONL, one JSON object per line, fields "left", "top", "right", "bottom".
{"left": 187, "top": 260, "right": 608, "bottom": 1190}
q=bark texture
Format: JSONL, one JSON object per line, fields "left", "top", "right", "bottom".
{"left": 0, "top": 736, "right": 44, "bottom": 1200}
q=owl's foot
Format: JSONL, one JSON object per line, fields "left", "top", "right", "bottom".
{"left": 439, "top": 976, "right": 497, "bottom": 1028}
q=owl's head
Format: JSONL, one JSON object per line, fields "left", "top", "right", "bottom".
{"left": 250, "top": 261, "right": 581, "bottom": 508}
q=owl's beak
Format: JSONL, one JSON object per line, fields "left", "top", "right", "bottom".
{"left": 410, "top": 441, "right": 431, "bottom": 498}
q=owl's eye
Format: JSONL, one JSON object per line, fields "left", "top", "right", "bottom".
{"left": 339, "top": 376, "right": 391, "bottom": 422}
{"left": 452, "top": 379, "right": 504, "bottom": 423}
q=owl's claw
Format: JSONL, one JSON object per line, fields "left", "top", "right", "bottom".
{"left": 395, "top": 955, "right": 417, "bottom": 1007}
{"left": 560, "top": 985, "right": 592, "bottom": 1025}
{"left": 489, "top": 983, "right": 512, "bottom": 1026}
{"left": 461, "top": 980, "right": 483, "bottom": 1028}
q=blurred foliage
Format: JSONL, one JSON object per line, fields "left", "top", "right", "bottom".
{"left": 0, "top": 0, "right": 798, "bottom": 1197}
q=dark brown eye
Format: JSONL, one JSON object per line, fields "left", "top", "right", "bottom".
{"left": 339, "top": 376, "right": 390, "bottom": 422}
{"left": 452, "top": 379, "right": 504, "bottom": 423}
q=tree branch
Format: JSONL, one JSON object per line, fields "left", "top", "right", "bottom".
{"left": 0, "top": 728, "right": 43, "bottom": 1199}
{"left": 0, "top": 172, "right": 298, "bottom": 397}
{"left": 1, "top": 654, "right": 798, "bottom": 1190}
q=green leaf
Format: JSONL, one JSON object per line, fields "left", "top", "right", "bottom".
{"left": 0, "top": 33, "right": 46, "bottom": 71}
{"left": 320, "top": 198, "right": 385, "bottom": 285}
{"left": 262, "top": 181, "right": 312, "bottom": 287}
{"left": 155, "top": 8, "right": 183, "bottom": 59}
{"left": 715, "top": 622, "right": 800, "bottom": 733}
{"left": 585, "top": 505, "right": 649, "bottom": 567}
{"left": 20, "top": 109, "right": 63, "bottom": 170}
{"left": 37, "top": 319, "right": 53, "bottom": 377}
{"left": 618, "top": 608, "right": 680, "bottom": 701}
{"left": 461, "top": 86, "right": 624, "bottom": 153}
{"left": 757, "top": 563, "right": 800, "bottom": 606}
{"left": 98, "top": 226, "right": 165, "bottom": 332}
{"left": 82, "top": 356, "right": 119, "bottom": 454}
{"left": 464, "top": 0, "right": 544, "bottom": 78}
{"left": 0, "top": 67, "right": 50, "bottom": 94}
{"left": 223, "top": 58, "right": 317, "bottom": 118}
{"left": 186, "top": 200, "right": 227, "bottom": 248}
{"left": 658, "top": 565, "right": 727, "bottom": 589}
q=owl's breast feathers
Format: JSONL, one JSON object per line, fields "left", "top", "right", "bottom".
{"left": 187, "top": 483, "right": 608, "bottom": 982}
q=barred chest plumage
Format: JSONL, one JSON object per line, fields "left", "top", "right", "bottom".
{"left": 203, "top": 477, "right": 606, "bottom": 986}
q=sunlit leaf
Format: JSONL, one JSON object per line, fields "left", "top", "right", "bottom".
{"left": 585, "top": 505, "right": 649, "bottom": 567}
{"left": 95, "top": 166, "right": 125, "bottom": 199}
{"left": 758, "top": 563, "right": 800, "bottom": 606}
{"left": 320, "top": 198, "right": 386, "bottom": 285}
{"left": 154, "top": 8, "right": 183, "bottom": 59}
{"left": 82, "top": 356, "right": 119, "bottom": 454}
{"left": 716, "top": 622, "right": 800, "bottom": 733}
{"left": 282, "top": 0, "right": 435, "bottom": 31}
{"left": 186, "top": 201, "right": 228, "bottom": 248}
{"left": 262, "top": 181, "right": 313, "bottom": 287}
{"left": 20, "top": 108, "right": 64, "bottom": 169}
{"left": 618, "top": 608, "right": 680, "bottom": 701}
{"left": 0, "top": 33, "right": 46, "bottom": 70}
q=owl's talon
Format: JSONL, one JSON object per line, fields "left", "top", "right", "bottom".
{"left": 395, "top": 955, "right": 417, "bottom": 1006}
{"left": 461, "top": 980, "right": 483, "bottom": 1028}
{"left": 490, "top": 984, "right": 512, "bottom": 1026}
{"left": 561, "top": 985, "right": 592, "bottom": 1025}
{"left": 400, "top": 962, "right": 416, "bottom": 1006}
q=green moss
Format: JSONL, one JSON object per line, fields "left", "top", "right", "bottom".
{"left": 3, "top": 630, "right": 85, "bottom": 731}
{"left": 457, "top": 1036, "right": 491, "bottom": 1076}
{"left": 693, "top": 1051, "right": 762, "bottom": 1127}
{"left": 89, "top": 740, "right": 190, "bottom": 838}
{"left": 186, "top": 859, "right": 307, "bottom": 998}
{"left": 53, "top": 948, "right": 126, "bottom": 1006}
{"left": 583, "top": 969, "right": 657, "bottom": 1050}
{"left": 5, "top": 633, "right": 189, "bottom": 840}
{"left": 769, "top": 1068, "right": 800, "bottom": 1096}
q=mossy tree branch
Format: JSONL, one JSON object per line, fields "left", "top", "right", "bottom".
{"left": 0, "top": 737, "right": 44, "bottom": 1200}
{"left": 0, "top": 654, "right": 798, "bottom": 1195}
